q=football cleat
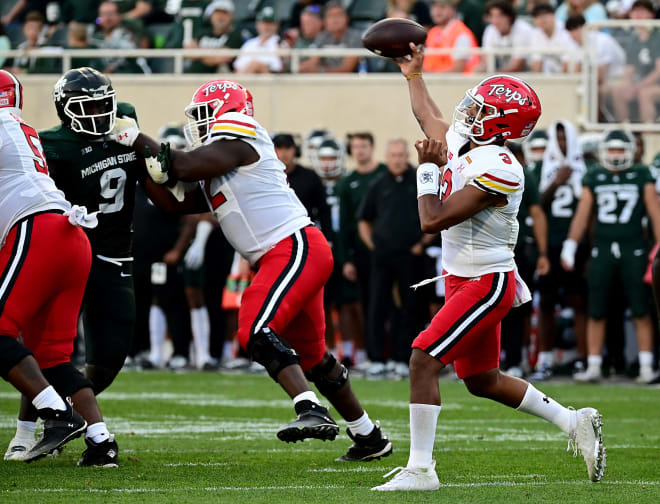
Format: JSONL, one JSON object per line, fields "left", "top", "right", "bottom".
{"left": 529, "top": 363, "right": 553, "bottom": 382}
{"left": 78, "top": 434, "right": 119, "bottom": 468}
{"left": 336, "top": 423, "right": 393, "bottom": 462}
{"left": 24, "top": 400, "right": 87, "bottom": 463}
{"left": 573, "top": 366, "right": 602, "bottom": 383}
{"left": 4, "top": 436, "right": 36, "bottom": 461}
{"left": 568, "top": 408, "right": 606, "bottom": 482}
{"left": 277, "top": 400, "right": 339, "bottom": 443}
{"left": 372, "top": 461, "right": 440, "bottom": 491}
{"left": 636, "top": 366, "right": 660, "bottom": 384}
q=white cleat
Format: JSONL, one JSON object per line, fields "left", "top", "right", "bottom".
{"left": 372, "top": 461, "right": 440, "bottom": 491}
{"left": 573, "top": 366, "right": 602, "bottom": 383}
{"left": 568, "top": 408, "right": 606, "bottom": 482}
{"left": 4, "top": 436, "right": 36, "bottom": 461}
{"left": 636, "top": 366, "right": 660, "bottom": 384}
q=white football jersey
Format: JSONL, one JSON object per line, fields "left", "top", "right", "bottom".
{"left": 200, "top": 112, "right": 311, "bottom": 264}
{"left": 440, "top": 127, "right": 524, "bottom": 277}
{"left": 0, "top": 108, "right": 70, "bottom": 246}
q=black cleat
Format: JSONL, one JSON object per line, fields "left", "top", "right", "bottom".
{"left": 336, "top": 423, "right": 393, "bottom": 462}
{"left": 78, "top": 434, "right": 119, "bottom": 467}
{"left": 277, "top": 400, "right": 339, "bottom": 443}
{"left": 24, "top": 400, "right": 87, "bottom": 463}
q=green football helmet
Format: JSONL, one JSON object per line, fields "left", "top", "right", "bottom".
{"left": 599, "top": 129, "right": 635, "bottom": 171}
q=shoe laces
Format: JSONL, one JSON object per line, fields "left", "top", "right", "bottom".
{"left": 382, "top": 466, "right": 410, "bottom": 480}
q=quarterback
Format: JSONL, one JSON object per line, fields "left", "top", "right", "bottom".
{"left": 108, "top": 80, "right": 392, "bottom": 462}
{"left": 372, "top": 45, "right": 606, "bottom": 491}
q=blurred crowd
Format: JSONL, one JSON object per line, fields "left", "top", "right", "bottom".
{"left": 111, "top": 122, "right": 660, "bottom": 384}
{"left": 0, "top": 0, "right": 658, "bottom": 121}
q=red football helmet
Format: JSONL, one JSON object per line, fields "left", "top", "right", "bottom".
{"left": 452, "top": 74, "right": 541, "bottom": 145}
{"left": 183, "top": 79, "right": 254, "bottom": 147}
{"left": 0, "top": 70, "right": 23, "bottom": 111}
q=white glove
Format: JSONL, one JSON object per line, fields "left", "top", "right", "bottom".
{"left": 145, "top": 155, "right": 168, "bottom": 184}
{"left": 108, "top": 116, "right": 140, "bottom": 147}
{"left": 561, "top": 239, "right": 577, "bottom": 270}
{"left": 417, "top": 162, "right": 440, "bottom": 199}
{"left": 64, "top": 205, "right": 98, "bottom": 229}
{"left": 184, "top": 220, "right": 214, "bottom": 269}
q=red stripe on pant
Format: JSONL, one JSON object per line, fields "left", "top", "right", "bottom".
{"left": 237, "top": 226, "right": 333, "bottom": 372}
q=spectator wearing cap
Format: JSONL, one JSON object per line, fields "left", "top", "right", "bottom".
{"left": 287, "top": 0, "right": 328, "bottom": 31}
{"left": 479, "top": 0, "right": 535, "bottom": 72}
{"left": 529, "top": 3, "right": 579, "bottom": 74}
{"left": 302, "top": 1, "right": 362, "bottom": 73}
{"left": 184, "top": 0, "right": 244, "bottom": 74}
{"left": 273, "top": 134, "right": 331, "bottom": 233}
{"left": 423, "top": 0, "right": 480, "bottom": 74}
{"left": 233, "top": 6, "right": 283, "bottom": 74}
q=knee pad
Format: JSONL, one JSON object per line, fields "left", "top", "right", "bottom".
{"left": 42, "top": 362, "right": 93, "bottom": 398}
{"left": 305, "top": 352, "right": 348, "bottom": 396}
{"left": 0, "top": 336, "right": 32, "bottom": 380}
{"left": 247, "top": 327, "right": 299, "bottom": 380}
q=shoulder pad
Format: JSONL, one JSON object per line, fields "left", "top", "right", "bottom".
{"left": 209, "top": 112, "right": 259, "bottom": 141}
{"left": 117, "top": 102, "right": 138, "bottom": 123}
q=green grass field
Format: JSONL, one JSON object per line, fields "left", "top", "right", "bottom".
{"left": 0, "top": 371, "right": 658, "bottom": 503}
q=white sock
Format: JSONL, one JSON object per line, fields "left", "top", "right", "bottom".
{"left": 223, "top": 341, "right": 234, "bottom": 359}
{"left": 516, "top": 384, "right": 574, "bottom": 434}
{"left": 149, "top": 305, "right": 167, "bottom": 366}
{"left": 190, "top": 307, "right": 211, "bottom": 367}
{"left": 32, "top": 386, "right": 66, "bottom": 411}
{"left": 15, "top": 419, "right": 37, "bottom": 440}
{"left": 342, "top": 341, "right": 354, "bottom": 361}
{"left": 356, "top": 349, "right": 367, "bottom": 364}
{"left": 293, "top": 391, "right": 321, "bottom": 406}
{"left": 407, "top": 403, "right": 441, "bottom": 469}
{"left": 346, "top": 411, "right": 375, "bottom": 437}
{"left": 587, "top": 354, "right": 603, "bottom": 370}
{"left": 537, "top": 351, "right": 553, "bottom": 368}
{"left": 639, "top": 351, "right": 654, "bottom": 368}
{"left": 86, "top": 422, "right": 110, "bottom": 444}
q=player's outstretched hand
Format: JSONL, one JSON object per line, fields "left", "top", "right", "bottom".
{"left": 394, "top": 43, "right": 424, "bottom": 78}
{"left": 144, "top": 144, "right": 170, "bottom": 185}
{"left": 415, "top": 138, "right": 447, "bottom": 167}
{"left": 108, "top": 116, "right": 140, "bottom": 147}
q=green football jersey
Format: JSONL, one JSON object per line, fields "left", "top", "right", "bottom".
{"left": 517, "top": 167, "right": 540, "bottom": 245}
{"left": 583, "top": 164, "right": 654, "bottom": 245}
{"left": 39, "top": 102, "right": 143, "bottom": 257}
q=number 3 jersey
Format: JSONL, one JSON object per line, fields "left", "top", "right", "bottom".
{"left": 583, "top": 164, "right": 654, "bottom": 246}
{"left": 39, "top": 102, "right": 141, "bottom": 257}
{"left": 440, "top": 128, "right": 524, "bottom": 278}
{"left": 0, "top": 109, "right": 71, "bottom": 246}
{"left": 200, "top": 112, "right": 311, "bottom": 265}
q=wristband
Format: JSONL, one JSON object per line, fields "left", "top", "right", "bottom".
{"left": 417, "top": 162, "right": 439, "bottom": 199}
{"left": 406, "top": 72, "right": 423, "bottom": 81}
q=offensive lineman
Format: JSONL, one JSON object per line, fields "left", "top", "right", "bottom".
{"left": 108, "top": 79, "right": 392, "bottom": 462}
{"left": 372, "top": 46, "right": 605, "bottom": 491}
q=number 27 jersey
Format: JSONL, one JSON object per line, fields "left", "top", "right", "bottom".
{"left": 440, "top": 128, "right": 524, "bottom": 278}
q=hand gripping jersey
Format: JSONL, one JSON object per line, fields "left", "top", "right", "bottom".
{"left": 0, "top": 109, "right": 70, "bottom": 246}
{"left": 440, "top": 128, "right": 524, "bottom": 277}
{"left": 200, "top": 112, "right": 311, "bottom": 264}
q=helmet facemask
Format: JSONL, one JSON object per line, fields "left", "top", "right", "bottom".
{"left": 183, "top": 99, "right": 223, "bottom": 148}
{"left": 313, "top": 140, "right": 344, "bottom": 179}
{"left": 64, "top": 91, "right": 117, "bottom": 136}
{"left": 599, "top": 131, "right": 634, "bottom": 172}
{"left": 452, "top": 91, "right": 501, "bottom": 145}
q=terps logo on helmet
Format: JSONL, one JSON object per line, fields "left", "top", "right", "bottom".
{"left": 203, "top": 81, "right": 241, "bottom": 97}
{"left": 487, "top": 84, "right": 528, "bottom": 106}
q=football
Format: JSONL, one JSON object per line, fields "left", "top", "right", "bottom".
{"left": 361, "top": 18, "right": 427, "bottom": 59}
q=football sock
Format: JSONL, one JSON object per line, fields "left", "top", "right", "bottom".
{"left": 346, "top": 411, "right": 375, "bottom": 436}
{"left": 293, "top": 391, "right": 321, "bottom": 406}
{"left": 639, "top": 351, "right": 653, "bottom": 369}
{"left": 537, "top": 351, "right": 553, "bottom": 369}
{"left": 516, "top": 383, "right": 573, "bottom": 434}
{"left": 190, "top": 307, "right": 211, "bottom": 367}
{"left": 342, "top": 341, "right": 354, "bottom": 362}
{"left": 86, "top": 422, "right": 110, "bottom": 444}
{"left": 32, "top": 386, "right": 66, "bottom": 412}
{"left": 587, "top": 354, "right": 603, "bottom": 370}
{"left": 407, "top": 403, "right": 441, "bottom": 469}
{"left": 222, "top": 341, "right": 234, "bottom": 359}
{"left": 149, "top": 305, "right": 167, "bottom": 366}
{"left": 15, "top": 419, "right": 37, "bottom": 440}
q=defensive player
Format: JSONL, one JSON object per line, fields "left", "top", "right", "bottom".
{"left": 108, "top": 79, "right": 392, "bottom": 462}
{"left": 0, "top": 70, "right": 116, "bottom": 466}
{"left": 372, "top": 46, "right": 605, "bottom": 491}
{"left": 563, "top": 129, "right": 660, "bottom": 384}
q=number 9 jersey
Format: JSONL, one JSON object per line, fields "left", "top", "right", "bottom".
{"left": 440, "top": 127, "right": 524, "bottom": 278}
{"left": 39, "top": 102, "right": 142, "bottom": 257}
{"left": 0, "top": 109, "right": 71, "bottom": 246}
